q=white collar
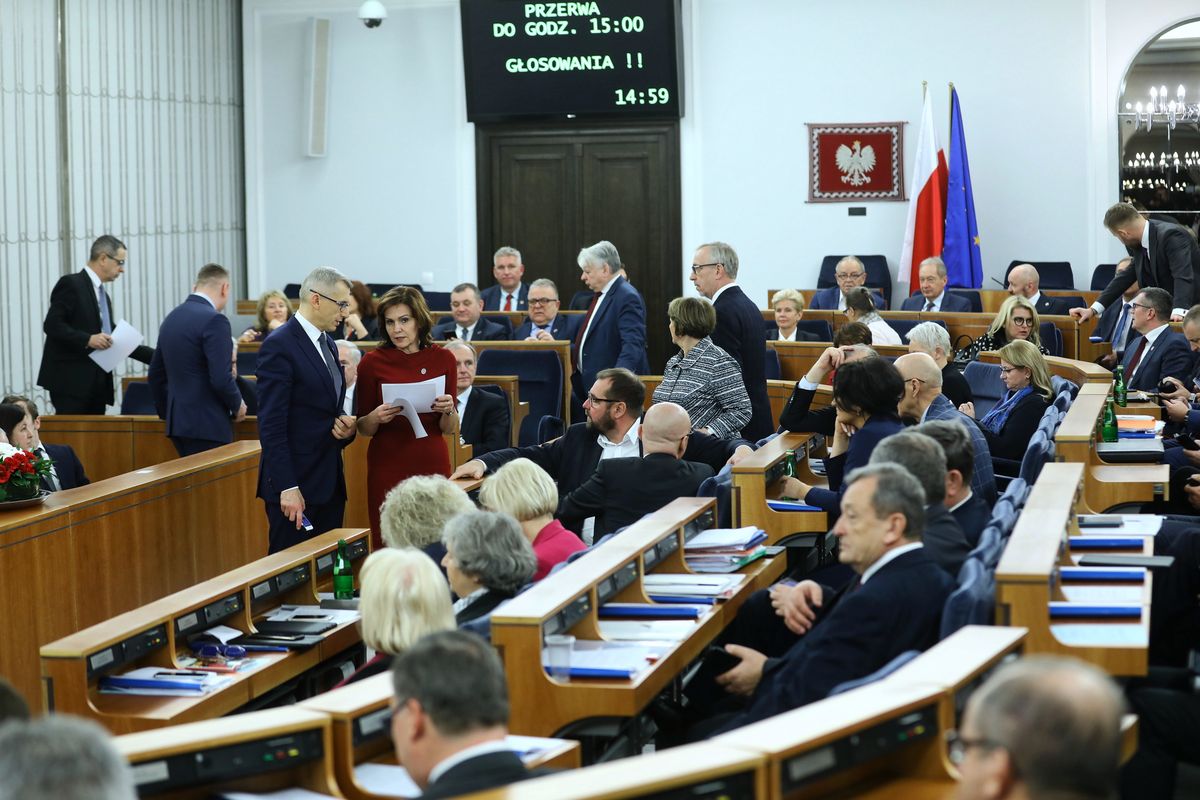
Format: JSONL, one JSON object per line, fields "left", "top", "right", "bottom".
{"left": 457, "top": 386, "right": 473, "bottom": 406}
{"left": 597, "top": 273, "right": 620, "bottom": 296}
{"left": 948, "top": 490, "right": 975, "bottom": 513}
{"left": 427, "top": 739, "right": 513, "bottom": 786}
{"left": 1141, "top": 221, "right": 1151, "bottom": 251}
{"left": 777, "top": 327, "right": 796, "bottom": 342}
{"left": 710, "top": 282, "right": 738, "bottom": 304}
{"left": 83, "top": 265, "right": 103, "bottom": 290}
{"left": 1029, "top": 291, "right": 1042, "bottom": 305}
{"left": 926, "top": 291, "right": 945, "bottom": 307}
{"left": 1138, "top": 322, "right": 1169, "bottom": 346}
{"left": 294, "top": 311, "right": 323, "bottom": 344}
{"left": 598, "top": 418, "right": 641, "bottom": 449}
{"left": 452, "top": 586, "right": 488, "bottom": 614}
{"left": 459, "top": 319, "right": 479, "bottom": 335}
{"left": 860, "top": 542, "right": 923, "bottom": 585}
{"left": 190, "top": 291, "right": 217, "bottom": 310}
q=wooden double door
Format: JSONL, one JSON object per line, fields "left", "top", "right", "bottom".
{"left": 475, "top": 121, "right": 682, "bottom": 375}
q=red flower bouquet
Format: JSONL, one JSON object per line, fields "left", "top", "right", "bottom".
{"left": 0, "top": 443, "right": 52, "bottom": 502}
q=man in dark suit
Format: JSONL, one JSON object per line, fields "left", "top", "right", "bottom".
{"left": 479, "top": 246, "right": 529, "bottom": 312}
{"left": 808, "top": 256, "right": 885, "bottom": 310}
{"left": 446, "top": 340, "right": 510, "bottom": 456}
{"left": 390, "top": 631, "right": 532, "bottom": 799}
{"left": 1093, "top": 257, "right": 1138, "bottom": 370}
{"left": 37, "top": 235, "right": 155, "bottom": 413}
{"left": 451, "top": 368, "right": 752, "bottom": 538}
{"left": 916, "top": 420, "right": 992, "bottom": 547}
{"left": 1, "top": 395, "right": 90, "bottom": 491}
{"left": 1120, "top": 287, "right": 1192, "bottom": 392}
{"left": 431, "top": 284, "right": 510, "bottom": 341}
{"left": 147, "top": 264, "right": 247, "bottom": 457}
{"left": 694, "top": 464, "right": 953, "bottom": 736}
{"left": 1006, "top": 263, "right": 1073, "bottom": 315}
{"left": 691, "top": 241, "right": 773, "bottom": 441}
{"left": 256, "top": 267, "right": 357, "bottom": 553}
{"left": 900, "top": 256, "right": 974, "bottom": 312}
{"left": 573, "top": 241, "right": 649, "bottom": 407}
{"left": 559, "top": 402, "right": 714, "bottom": 539}
{"left": 513, "top": 279, "right": 580, "bottom": 341}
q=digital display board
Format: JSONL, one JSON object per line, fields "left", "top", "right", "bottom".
{"left": 460, "top": 0, "right": 683, "bottom": 121}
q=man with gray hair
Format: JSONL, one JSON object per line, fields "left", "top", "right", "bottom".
{"left": 690, "top": 241, "right": 773, "bottom": 440}
{"left": 954, "top": 656, "right": 1124, "bottom": 800}
{"left": 481, "top": 246, "right": 529, "bottom": 312}
{"left": 0, "top": 714, "right": 137, "bottom": 799}
{"left": 809, "top": 255, "right": 885, "bottom": 311}
{"left": 1006, "top": 263, "right": 1071, "bottom": 315}
{"left": 335, "top": 339, "right": 362, "bottom": 417}
{"left": 901, "top": 256, "right": 973, "bottom": 312}
{"left": 573, "top": 241, "right": 648, "bottom": 408}
{"left": 694, "top": 462, "right": 954, "bottom": 736}
{"left": 905, "top": 321, "right": 973, "bottom": 407}
{"left": 514, "top": 278, "right": 580, "bottom": 341}
{"left": 257, "top": 266, "right": 357, "bottom": 553}
{"left": 916, "top": 420, "right": 992, "bottom": 545}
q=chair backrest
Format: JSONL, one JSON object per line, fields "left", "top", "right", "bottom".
{"left": 963, "top": 361, "right": 1003, "bottom": 417}
{"left": 568, "top": 290, "right": 594, "bottom": 311}
{"left": 477, "top": 350, "right": 563, "bottom": 446}
{"left": 537, "top": 414, "right": 565, "bottom": 445}
{"left": 1091, "top": 263, "right": 1117, "bottom": 291}
{"left": 947, "top": 289, "right": 983, "bottom": 312}
{"left": 475, "top": 384, "right": 505, "bottom": 400}
{"left": 1050, "top": 376, "right": 1079, "bottom": 410}
{"left": 1051, "top": 294, "right": 1086, "bottom": 311}
{"left": 1038, "top": 322, "right": 1063, "bottom": 357}
{"left": 940, "top": 557, "right": 995, "bottom": 638}
{"left": 697, "top": 472, "right": 734, "bottom": 529}
{"left": 237, "top": 349, "right": 259, "bottom": 377}
{"left": 1005, "top": 260, "right": 1075, "bottom": 290}
{"left": 283, "top": 283, "right": 301, "bottom": 299}
{"left": 888, "top": 318, "right": 945, "bottom": 340}
{"left": 968, "top": 526, "right": 1004, "bottom": 572}
{"left": 764, "top": 348, "right": 781, "bottom": 380}
{"left": 368, "top": 282, "right": 408, "bottom": 297}
{"left": 1019, "top": 429, "right": 1051, "bottom": 485}
{"left": 120, "top": 382, "right": 156, "bottom": 415}
{"left": 421, "top": 290, "right": 452, "bottom": 311}
{"left": 796, "top": 319, "right": 834, "bottom": 341}
{"left": 481, "top": 314, "right": 515, "bottom": 338}
{"left": 817, "top": 255, "right": 893, "bottom": 308}
{"left": 829, "top": 650, "right": 921, "bottom": 696}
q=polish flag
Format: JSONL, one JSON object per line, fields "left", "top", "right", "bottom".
{"left": 900, "top": 88, "right": 948, "bottom": 289}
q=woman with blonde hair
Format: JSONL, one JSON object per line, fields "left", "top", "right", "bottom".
{"left": 336, "top": 548, "right": 455, "bottom": 685}
{"left": 238, "top": 290, "right": 293, "bottom": 342}
{"left": 479, "top": 458, "right": 585, "bottom": 579}
{"left": 768, "top": 289, "right": 820, "bottom": 342}
{"left": 959, "top": 339, "right": 1053, "bottom": 461}
{"left": 379, "top": 474, "right": 475, "bottom": 565}
{"left": 955, "top": 295, "right": 1050, "bottom": 362}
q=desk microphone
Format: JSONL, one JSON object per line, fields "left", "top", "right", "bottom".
{"left": 990, "top": 277, "right": 1007, "bottom": 289}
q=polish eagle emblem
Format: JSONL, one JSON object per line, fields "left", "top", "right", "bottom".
{"left": 835, "top": 140, "right": 876, "bottom": 186}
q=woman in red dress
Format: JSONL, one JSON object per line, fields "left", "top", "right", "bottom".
{"left": 356, "top": 287, "right": 458, "bottom": 548}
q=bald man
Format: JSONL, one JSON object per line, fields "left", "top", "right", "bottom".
{"left": 894, "top": 352, "right": 996, "bottom": 503}
{"left": 558, "top": 402, "right": 715, "bottom": 539}
{"left": 955, "top": 656, "right": 1124, "bottom": 800}
{"left": 1006, "top": 263, "right": 1071, "bottom": 316}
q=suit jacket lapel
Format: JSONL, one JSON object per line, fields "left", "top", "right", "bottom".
{"left": 77, "top": 270, "right": 103, "bottom": 332}
{"left": 288, "top": 319, "right": 338, "bottom": 402}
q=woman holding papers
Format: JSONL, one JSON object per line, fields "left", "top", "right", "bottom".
{"left": 356, "top": 287, "right": 457, "bottom": 548}
{"left": 958, "top": 339, "right": 1053, "bottom": 461}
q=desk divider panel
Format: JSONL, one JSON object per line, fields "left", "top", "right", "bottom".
{"left": 732, "top": 432, "right": 829, "bottom": 548}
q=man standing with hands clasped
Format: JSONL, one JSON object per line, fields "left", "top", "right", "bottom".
{"left": 256, "top": 267, "right": 357, "bottom": 553}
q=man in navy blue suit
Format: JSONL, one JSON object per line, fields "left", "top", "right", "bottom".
{"left": 689, "top": 463, "right": 953, "bottom": 736}
{"left": 1, "top": 395, "right": 89, "bottom": 491}
{"left": 572, "top": 241, "right": 649, "bottom": 406}
{"left": 513, "top": 279, "right": 580, "bottom": 341}
{"left": 900, "top": 257, "right": 973, "bottom": 312}
{"left": 1120, "top": 287, "right": 1191, "bottom": 392}
{"left": 256, "top": 267, "right": 357, "bottom": 553}
{"left": 479, "top": 246, "right": 529, "bottom": 312}
{"left": 432, "top": 284, "right": 511, "bottom": 341}
{"left": 809, "top": 256, "right": 885, "bottom": 311}
{"left": 691, "top": 241, "right": 773, "bottom": 440}
{"left": 147, "top": 264, "right": 246, "bottom": 457}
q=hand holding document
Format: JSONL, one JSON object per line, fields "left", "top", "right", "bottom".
{"left": 88, "top": 319, "right": 143, "bottom": 372}
{"left": 381, "top": 376, "right": 446, "bottom": 438}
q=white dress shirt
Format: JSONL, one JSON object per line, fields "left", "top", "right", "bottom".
{"left": 458, "top": 320, "right": 480, "bottom": 341}
{"left": 860, "top": 542, "right": 924, "bottom": 585}
{"left": 190, "top": 291, "right": 216, "bottom": 309}
{"left": 577, "top": 273, "right": 620, "bottom": 363}
{"left": 580, "top": 418, "right": 642, "bottom": 544}
{"left": 709, "top": 281, "right": 738, "bottom": 305}
{"left": 294, "top": 311, "right": 331, "bottom": 365}
{"left": 776, "top": 327, "right": 798, "bottom": 342}
{"left": 920, "top": 291, "right": 946, "bottom": 311}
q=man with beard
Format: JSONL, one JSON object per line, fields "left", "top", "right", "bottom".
{"left": 451, "top": 367, "right": 752, "bottom": 542}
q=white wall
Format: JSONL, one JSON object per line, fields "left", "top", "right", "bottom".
{"left": 243, "top": 0, "right": 1200, "bottom": 308}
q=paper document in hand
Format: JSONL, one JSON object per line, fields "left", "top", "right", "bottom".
{"left": 381, "top": 376, "right": 446, "bottom": 439}
{"left": 88, "top": 319, "right": 144, "bottom": 373}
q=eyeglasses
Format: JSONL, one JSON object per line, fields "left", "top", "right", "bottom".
{"left": 1129, "top": 302, "right": 1152, "bottom": 312}
{"left": 691, "top": 262, "right": 721, "bottom": 274}
{"left": 1009, "top": 317, "right": 1034, "bottom": 327}
{"left": 999, "top": 365, "right": 1024, "bottom": 375}
{"left": 104, "top": 253, "right": 126, "bottom": 267}
{"left": 835, "top": 271, "right": 864, "bottom": 280}
{"left": 586, "top": 393, "right": 619, "bottom": 405}
{"left": 945, "top": 730, "right": 1004, "bottom": 766}
{"left": 312, "top": 290, "right": 351, "bottom": 312}
{"left": 528, "top": 298, "right": 559, "bottom": 306}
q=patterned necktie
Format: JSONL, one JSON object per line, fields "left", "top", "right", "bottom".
{"left": 460, "top": 326, "right": 469, "bottom": 341}
{"left": 1126, "top": 336, "right": 1148, "bottom": 376}
{"left": 320, "top": 336, "right": 343, "bottom": 396}
{"left": 37, "top": 447, "right": 61, "bottom": 492}
{"left": 503, "top": 293, "right": 512, "bottom": 312}
{"left": 924, "top": 300, "right": 934, "bottom": 312}
{"left": 98, "top": 286, "right": 113, "bottom": 334}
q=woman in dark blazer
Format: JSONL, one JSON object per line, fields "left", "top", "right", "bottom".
{"left": 442, "top": 510, "right": 537, "bottom": 625}
{"left": 781, "top": 358, "right": 906, "bottom": 516}
{"left": 959, "top": 339, "right": 1053, "bottom": 461}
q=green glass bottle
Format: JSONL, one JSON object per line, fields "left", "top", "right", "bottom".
{"left": 1101, "top": 398, "right": 1119, "bottom": 443}
{"left": 333, "top": 539, "right": 354, "bottom": 600}
{"left": 782, "top": 449, "right": 797, "bottom": 478}
{"left": 1113, "top": 365, "right": 1127, "bottom": 407}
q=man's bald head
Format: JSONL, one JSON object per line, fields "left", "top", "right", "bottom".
{"left": 894, "top": 352, "right": 943, "bottom": 388}
{"left": 1006, "top": 264, "right": 1039, "bottom": 299}
{"left": 641, "top": 402, "right": 692, "bottom": 456}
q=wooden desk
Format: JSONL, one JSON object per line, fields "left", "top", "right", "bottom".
{"left": 0, "top": 441, "right": 265, "bottom": 712}
{"left": 116, "top": 706, "right": 341, "bottom": 799}
{"left": 299, "top": 672, "right": 581, "bottom": 800}
{"left": 490, "top": 497, "right": 786, "bottom": 737}
{"left": 731, "top": 432, "right": 828, "bottom": 546}
{"left": 994, "top": 462, "right": 1149, "bottom": 676}
{"left": 40, "top": 528, "right": 370, "bottom": 733}
{"left": 767, "top": 341, "right": 908, "bottom": 382}
{"left": 1053, "top": 383, "right": 1168, "bottom": 511}
{"left": 975, "top": 351, "right": 1110, "bottom": 387}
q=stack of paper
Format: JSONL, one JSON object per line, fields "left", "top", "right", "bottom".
{"left": 598, "top": 619, "right": 696, "bottom": 642}
{"left": 99, "top": 667, "right": 233, "bottom": 697}
{"left": 540, "top": 640, "right": 662, "bottom": 679}
{"left": 643, "top": 573, "right": 743, "bottom": 602}
{"left": 684, "top": 527, "right": 767, "bottom": 572}
{"left": 766, "top": 499, "right": 822, "bottom": 512}
{"left": 1116, "top": 415, "right": 1158, "bottom": 439}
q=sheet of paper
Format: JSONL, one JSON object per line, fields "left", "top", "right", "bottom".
{"left": 505, "top": 734, "right": 570, "bottom": 760}
{"left": 642, "top": 573, "right": 743, "bottom": 596}
{"left": 220, "top": 791, "right": 336, "bottom": 800}
{"left": 199, "top": 624, "right": 244, "bottom": 644}
{"left": 352, "top": 763, "right": 421, "bottom": 798}
{"left": 1050, "top": 623, "right": 1147, "bottom": 647}
{"left": 1117, "top": 515, "right": 1164, "bottom": 537}
{"left": 542, "top": 641, "right": 662, "bottom": 675}
{"left": 88, "top": 319, "right": 143, "bottom": 372}
{"left": 267, "top": 605, "right": 360, "bottom": 625}
{"left": 686, "top": 527, "right": 766, "bottom": 550}
{"left": 1059, "top": 584, "right": 1147, "bottom": 604}
{"left": 598, "top": 619, "right": 696, "bottom": 642}
{"left": 381, "top": 377, "right": 445, "bottom": 438}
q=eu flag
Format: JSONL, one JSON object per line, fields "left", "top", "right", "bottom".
{"left": 943, "top": 88, "right": 983, "bottom": 288}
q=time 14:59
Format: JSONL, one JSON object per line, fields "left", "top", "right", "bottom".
{"left": 614, "top": 88, "right": 670, "bottom": 105}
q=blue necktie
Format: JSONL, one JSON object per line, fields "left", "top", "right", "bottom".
{"left": 1110, "top": 302, "right": 1131, "bottom": 350}
{"left": 98, "top": 286, "right": 113, "bottom": 334}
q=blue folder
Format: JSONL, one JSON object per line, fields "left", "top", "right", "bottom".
{"left": 599, "top": 603, "right": 701, "bottom": 619}
{"left": 100, "top": 676, "right": 207, "bottom": 692}
{"left": 1048, "top": 604, "right": 1142, "bottom": 619}
{"left": 1068, "top": 537, "right": 1145, "bottom": 549}
{"left": 648, "top": 594, "right": 716, "bottom": 605}
{"left": 545, "top": 666, "right": 636, "bottom": 679}
{"left": 766, "top": 500, "right": 822, "bottom": 512}
{"left": 1059, "top": 567, "right": 1144, "bottom": 582}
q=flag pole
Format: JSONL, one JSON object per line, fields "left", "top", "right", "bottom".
{"left": 948, "top": 81, "right": 954, "bottom": 141}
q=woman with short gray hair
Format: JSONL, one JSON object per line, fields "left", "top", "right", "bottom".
{"left": 905, "top": 321, "right": 973, "bottom": 407}
{"left": 442, "top": 511, "right": 538, "bottom": 624}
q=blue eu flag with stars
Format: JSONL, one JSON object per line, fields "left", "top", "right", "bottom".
{"left": 943, "top": 87, "right": 983, "bottom": 288}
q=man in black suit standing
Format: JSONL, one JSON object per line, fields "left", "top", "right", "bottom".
{"left": 37, "top": 235, "right": 155, "bottom": 413}
{"left": 479, "top": 246, "right": 529, "bottom": 312}
{"left": 1, "top": 395, "right": 89, "bottom": 491}
{"left": 390, "top": 631, "right": 531, "bottom": 799}
{"left": 690, "top": 241, "right": 773, "bottom": 441}
{"left": 431, "top": 284, "right": 510, "bottom": 341}
{"left": 558, "top": 402, "right": 714, "bottom": 539}
{"left": 1006, "top": 263, "right": 1072, "bottom": 316}
{"left": 446, "top": 340, "right": 510, "bottom": 456}
{"left": 1073, "top": 202, "right": 1200, "bottom": 325}
{"left": 513, "top": 279, "right": 580, "bottom": 340}
{"left": 900, "top": 256, "right": 973, "bottom": 312}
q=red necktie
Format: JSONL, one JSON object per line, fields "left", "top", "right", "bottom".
{"left": 503, "top": 293, "right": 512, "bottom": 312}
{"left": 572, "top": 292, "right": 601, "bottom": 367}
{"left": 1126, "top": 336, "right": 1147, "bottom": 376}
